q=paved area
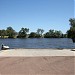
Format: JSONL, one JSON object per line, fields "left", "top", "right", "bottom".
{"left": 0, "top": 49, "right": 75, "bottom": 75}
{"left": 0, "top": 56, "right": 75, "bottom": 75}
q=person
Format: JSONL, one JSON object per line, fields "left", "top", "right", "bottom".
{"left": 1, "top": 44, "right": 4, "bottom": 50}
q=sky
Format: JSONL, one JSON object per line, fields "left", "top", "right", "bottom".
{"left": 0, "top": 0, "right": 74, "bottom": 34}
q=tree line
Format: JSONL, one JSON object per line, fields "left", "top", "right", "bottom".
{"left": 0, "top": 18, "right": 75, "bottom": 39}
{"left": 0, "top": 27, "right": 66, "bottom": 38}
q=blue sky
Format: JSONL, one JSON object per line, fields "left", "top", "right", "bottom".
{"left": 0, "top": 0, "right": 74, "bottom": 34}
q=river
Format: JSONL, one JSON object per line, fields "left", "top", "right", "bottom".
{"left": 0, "top": 38, "right": 75, "bottom": 49}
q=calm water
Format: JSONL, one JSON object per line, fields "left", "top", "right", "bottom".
{"left": 0, "top": 38, "right": 75, "bottom": 49}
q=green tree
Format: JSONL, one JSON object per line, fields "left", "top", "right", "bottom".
{"left": 54, "top": 30, "right": 62, "bottom": 38}
{"left": 67, "top": 27, "right": 75, "bottom": 38}
{"left": 18, "top": 28, "right": 29, "bottom": 38}
{"left": 44, "top": 29, "right": 63, "bottom": 38}
{"left": 67, "top": 18, "right": 75, "bottom": 38}
{"left": 49, "top": 29, "right": 55, "bottom": 37}
{"left": 36, "top": 29, "right": 44, "bottom": 38}
{"left": 40, "top": 29, "right": 44, "bottom": 37}
{"left": 44, "top": 29, "right": 55, "bottom": 38}
{"left": 69, "top": 18, "right": 75, "bottom": 27}
{"left": 0, "top": 30, "right": 7, "bottom": 38}
{"left": 6, "top": 27, "right": 17, "bottom": 38}
{"left": 0, "top": 30, "right": 1, "bottom": 36}
{"left": 44, "top": 32, "right": 50, "bottom": 38}
{"left": 29, "top": 32, "right": 36, "bottom": 38}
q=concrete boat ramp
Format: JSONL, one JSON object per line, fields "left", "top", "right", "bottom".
{"left": 0, "top": 49, "right": 75, "bottom": 75}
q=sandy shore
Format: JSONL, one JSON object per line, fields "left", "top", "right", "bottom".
{"left": 0, "top": 49, "right": 75, "bottom": 56}
{"left": 0, "top": 49, "right": 75, "bottom": 75}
